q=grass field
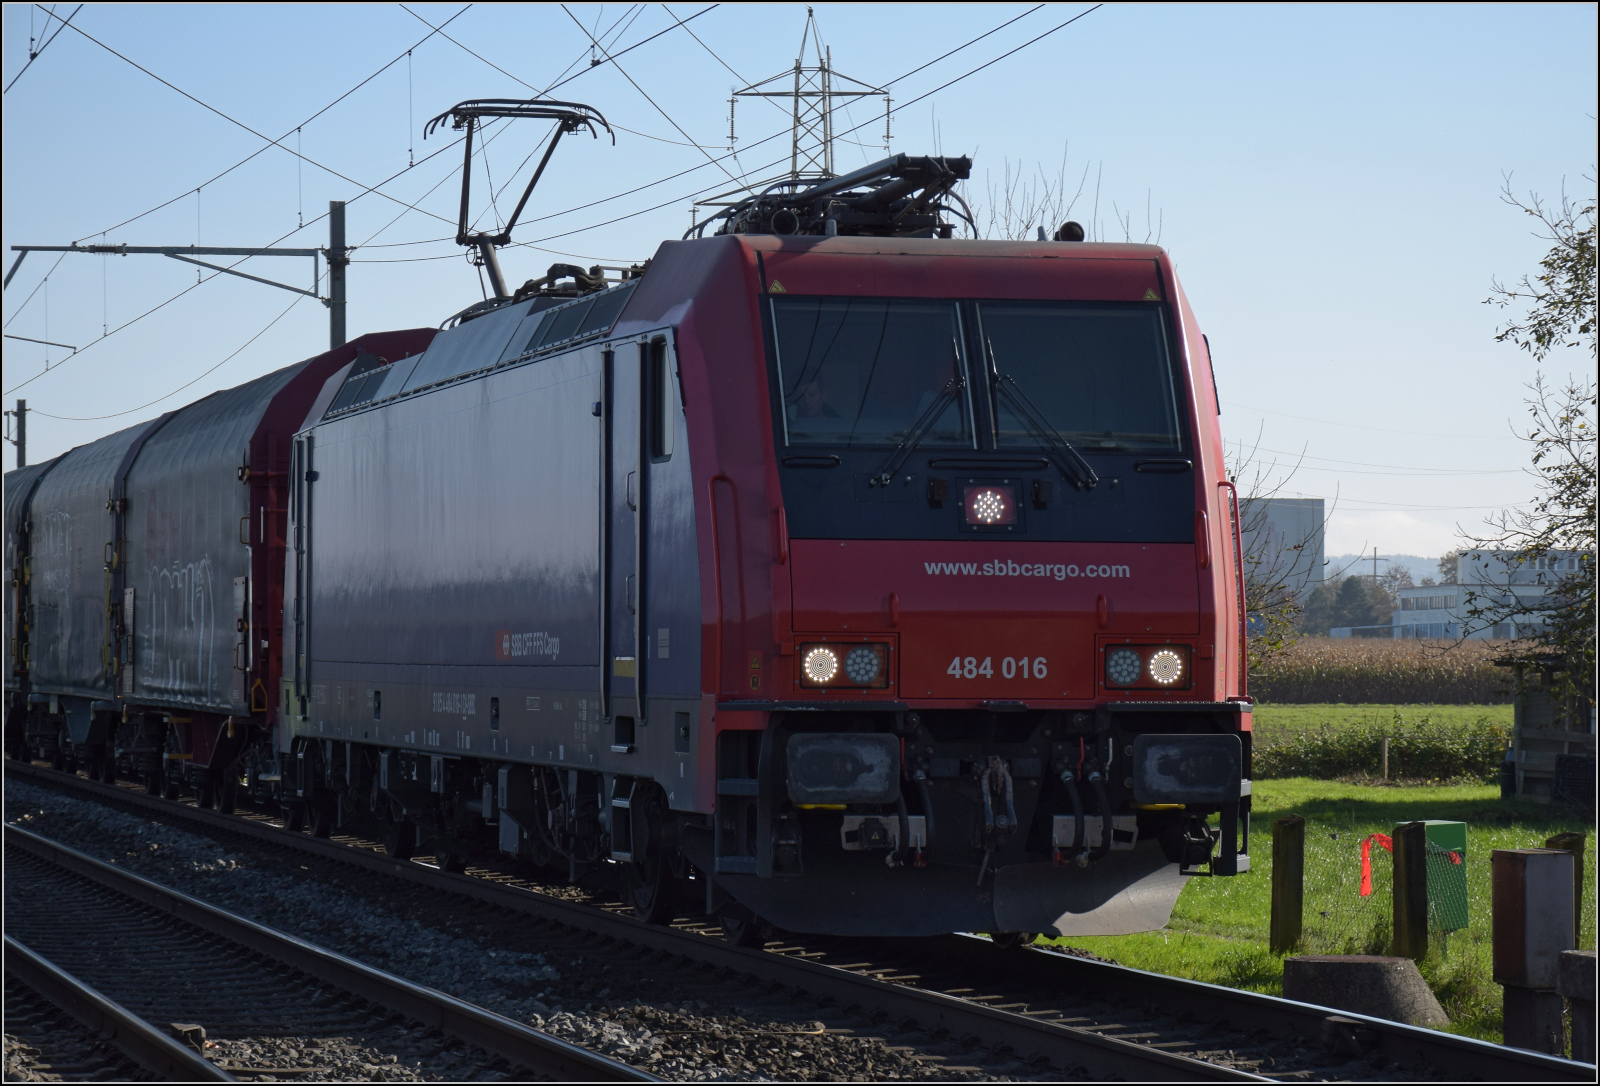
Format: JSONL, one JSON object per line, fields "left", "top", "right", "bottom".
{"left": 1046, "top": 778, "right": 1595, "bottom": 1045}
{"left": 1252, "top": 703, "right": 1514, "bottom": 736}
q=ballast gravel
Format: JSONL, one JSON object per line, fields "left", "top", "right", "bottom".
{"left": 4, "top": 779, "right": 1022, "bottom": 1082}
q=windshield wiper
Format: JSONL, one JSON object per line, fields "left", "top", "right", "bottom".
{"left": 873, "top": 373, "right": 967, "bottom": 485}
{"left": 991, "top": 368, "right": 1099, "bottom": 491}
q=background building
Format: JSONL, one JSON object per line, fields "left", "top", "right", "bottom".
{"left": 1390, "top": 549, "right": 1586, "bottom": 639}
{"left": 1241, "top": 497, "right": 1325, "bottom": 602}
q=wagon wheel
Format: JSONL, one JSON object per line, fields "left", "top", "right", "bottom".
{"left": 621, "top": 783, "right": 676, "bottom": 924}
{"left": 384, "top": 816, "right": 416, "bottom": 860}
{"left": 309, "top": 792, "right": 337, "bottom": 838}
{"left": 988, "top": 931, "right": 1038, "bottom": 949}
{"left": 196, "top": 783, "right": 216, "bottom": 809}
{"left": 217, "top": 778, "right": 237, "bottom": 815}
{"left": 437, "top": 840, "right": 470, "bottom": 873}
{"left": 718, "top": 903, "right": 765, "bottom": 948}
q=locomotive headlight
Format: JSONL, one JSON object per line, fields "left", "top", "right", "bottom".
{"left": 1103, "top": 644, "right": 1193, "bottom": 689}
{"left": 844, "top": 645, "right": 882, "bottom": 685}
{"left": 1106, "top": 648, "right": 1143, "bottom": 686}
{"left": 971, "top": 488, "right": 1007, "bottom": 524}
{"left": 961, "top": 482, "right": 1020, "bottom": 530}
{"left": 796, "top": 641, "right": 892, "bottom": 689}
{"left": 802, "top": 646, "right": 839, "bottom": 684}
{"left": 1148, "top": 649, "right": 1184, "bottom": 685}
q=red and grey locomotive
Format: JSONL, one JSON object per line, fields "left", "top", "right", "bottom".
{"left": 5, "top": 101, "right": 1251, "bottom": 941}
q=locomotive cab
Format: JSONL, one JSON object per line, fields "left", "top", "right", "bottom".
{"left": 621, "top": 229, "right": 1253, "bottom": 937}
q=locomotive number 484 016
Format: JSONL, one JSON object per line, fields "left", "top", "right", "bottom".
{"left": 947, "top": 656, "right": 1048, "bottom": 679}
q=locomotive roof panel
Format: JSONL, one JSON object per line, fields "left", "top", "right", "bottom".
{"left": 320, "top": 281, "right": 639, "bottom": 422}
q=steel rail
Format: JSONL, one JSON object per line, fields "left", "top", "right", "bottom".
{"left": 3, "top": 933, "right": 236, "bottom": 1081}
{"left": 5, "top": 761, "right": 1255, "bottom": 1080}
{"left": 3, "top": 821, "right": 654, "bottom": 1083}
{"left": 9, "top": 759, "right": 1594, "bottom": 1080}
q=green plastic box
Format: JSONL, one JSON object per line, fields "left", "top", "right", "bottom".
{"left": 1418, "top": 820, "right": 1469, "bottom": 932}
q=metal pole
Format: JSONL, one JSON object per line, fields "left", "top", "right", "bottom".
{"left": 15, "top": 399, "right": 25, "bottom": 468}
{"left": 327, "top": 201, "right": 348, "bottom": 349}
{"left": 1381, "top": 736, "right": 1389, "bottom": 781}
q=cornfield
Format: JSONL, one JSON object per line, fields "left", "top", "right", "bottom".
{"left": 1251, "top": 638, "right": 1513, "bottom": 705}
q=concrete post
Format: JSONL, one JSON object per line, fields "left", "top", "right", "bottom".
{"left": 1392, "top": 821, "right": 1428, "bottom": 961}
{"left": 1271, "top": 815, "right": 1304, "bottom": 953}
{"left": 1493, "top": 847, "right": 1575, "bottom": 1054}
{"left": 1558, "top": 950, "right": 1595, "bottom": 1063}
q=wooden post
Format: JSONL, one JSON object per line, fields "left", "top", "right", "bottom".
{"left": 1271, "top": 815, "right": 1305, "bottom": 953}
{"left": 1392, "top": 821, "right": 1428, "bottom": 960}
{"left": 1545, "top": 831, "right": 1586, "bottom": 946}
{"left": 1381, "top": 736, "right": 1389, "bottom": 781}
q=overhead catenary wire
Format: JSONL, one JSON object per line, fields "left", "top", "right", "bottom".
{"left": 1227, "top": 440, "right": 1524, "bottom": 474}
{"left": 29, "top": 292, "right": 310, "bottom": 422}
{"left": 60, "top": 5, "right": 476, "bottom": 247}
{"left": 4, "top": 3, "right": 711, "bottom": 394}
{"left": 1222, "top": 399, "right": 1522, "bottom": 441}
{"left": 8, "top": 4, "right": 1098, "bottom": 397}
{"left": 53, "top": 17, "right": 467, "bottom": 231}
{"left": 558, "top": 4, "right": 752, "bottom": 193}
{"left": 514, "top": 4, "right": 1106, "bottom": 244}
{"left": 3, "top": 3, "right": 83, "bottom": 95}
{"left": 3, "top": 129, "right": 474, "bottom": 397}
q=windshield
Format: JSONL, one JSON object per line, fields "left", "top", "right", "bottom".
{"left": 771, "top": 297, "right": 973, "bottom": 448}
{"left": 979, "top": 302, "right": 1181, "bottom": 451}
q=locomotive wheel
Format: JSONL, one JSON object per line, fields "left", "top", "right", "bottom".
{"left": 718, "top": 905, "right": 765, "bottom": 948}
{"left": 621, "top": 785, "right": 675, "bottom": 924}
{"left": 309, "top": 796, "right": 336, "bottom": 839}
{"left": 988, "top": 931, "right": 1038, "bottom": 949}
{"left": 438, "top": 842, "right": 469, "bottom": 873}
{"left": 384, "top": 818, "right": 416, "bottom": 860}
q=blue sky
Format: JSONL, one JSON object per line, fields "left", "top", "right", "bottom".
{"left": 4, "top": 3, "right": 1595, "bottom": 557}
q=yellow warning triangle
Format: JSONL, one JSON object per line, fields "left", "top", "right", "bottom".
{"left": 769, "top": 280, "right": 787, "bottom": 293}
{"left": 1142, "top": 288, "right": 1160, "bottom": 301}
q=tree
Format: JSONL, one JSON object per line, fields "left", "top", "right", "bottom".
{"left": 1435, "top": 550, "right": 1462, "bottom": 585}
{"left": 1376, "top": 566, "right": 1415, "bottom": 614}
{"left": 1226, "top": 434, "right": 1326, "bottom": 668}
{"left": 1298, "top": 575, "right": 1390, "bottom": 636}
{"left": 970, "top": 147, "right": 1161, "bottom": 243}
{"left": 1470, "top": 176, "right": 1597, "bottom": 704}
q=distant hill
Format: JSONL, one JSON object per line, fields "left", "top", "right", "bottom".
{"left": 1326, "top": 553, "right": 1440, "bottom": 584}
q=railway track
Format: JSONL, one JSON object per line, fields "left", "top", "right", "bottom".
{"left": 4, "top": 966, "right": 156, "bottom": 1082}
{"left": 3, "top": 819, "right": 652, "bottom": 1083}
{"left": 8, "top": 759, "right": 1593, "bottom": 1082}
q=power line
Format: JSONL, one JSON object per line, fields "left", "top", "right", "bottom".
{"left": 1222, "top": 399, "right": 1521, "bottom": 441}
{"left": 519, "top": 4, "right": 1106, "bottom": 244}
{"left": 3, "top": 130, "right": 474, "bottom": 397}
{"left": 3, "top": 253, "right": 67, "bottom": 328}
{"left": 29, "top": 292, "right": 310, "bottom": 422}
{"left": 884, "top": 3, "right": 1044, "bottom": 88}
{"left": 1230, "top": 441, "right": 1524, "bottom": 474}
{"left": 3, "top": 4, "right": 83, "bottom": 95}
{"left": 58, "top": 6, "right": 476, "bottom": 246}
{"left": 559, "top": 4, "right": 748, "bottom": 192}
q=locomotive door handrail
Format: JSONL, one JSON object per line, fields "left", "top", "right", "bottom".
{"left": 1217, "top": 480, "right": 1248, "bottom": 698}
